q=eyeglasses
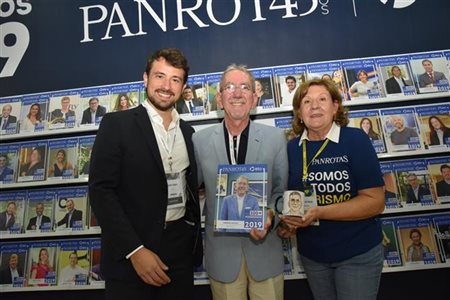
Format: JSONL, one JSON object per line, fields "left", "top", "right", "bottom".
{"left": 221, "top": 83, "right": 252, "bottom": 94}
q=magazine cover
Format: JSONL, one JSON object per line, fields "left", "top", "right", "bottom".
{"left": 109, "top": 82, "right": 140, "bottom": 112}
{"left": 393, "top": 159, "right": 435, "bottom": 207}
{"left": 79, "top": 87, "right": 110, "bottom": 127}
{"left": 409, "top": 52, "right": 450, "bottom": 94}
{"left": 380, "top": 107, "right": 422, "bottom": 152}
{"left": 180, "top": 74, "right": 207, "bottom": 116}
{"left": 251, "top": 68, "right": 276, "bottom": 108}
{"left": 215, "top": 164, "right": 267, "bottom": 232}
{"left": 0, "top": 96, "right": 21, "bottom": 135}
{"left": 205, "top": 72, "right": 222, "bottom": 113}
{"left": 342, "top": 58, "right": 382, "bottom": 100}
{"left": 445, "top": 50, "right": 450, "bottom": 73}
{"left": 273, "top": 64, "right": 306, "bottom": 107}
{"left": 432, "top": 214, "right": 450, "bottom": 263}
{"left": 78, "top": 135, "right": 95, "bottom": 178}
{"left": 273, "top": 116, "right": 296, "bottom": 141}
{"left": 19, "top": 93, "right": 49, "bottom": 134}
{"left": 380, "top": 162, "right": 401, "bottom": 209}
{"left": 0, "top": 242, "right": 28, "bottom": 287}
{"left": 16, "top": 140, "right": 48, "bottom": 182}
{"left": 426, "top": 156, "right": 450, "bottom": 204}
{"left": 89, "top": 239, "right": 104, "bottom": 284}
{"left": 48, "top": 90, "right": 80, "bottom": 130}
{"left": 396, "top": 215, "right": 440, "bottom": 265}
{"left": 0, "top": 142, "right": 19, "bottom": 184}
{"left": 306, "top": 61, "right": 348, "bottom": 101}
{"left": 380, "top": 218, "right": 402, "bottom": 267}
{"left": 415, "top": 103, "right": 450, "bottom": 149}
{"left": 0, "top": 190, "right": 26, "bottom": 235}
{"left": 54, "top": 186, "right": 88, "bottom": 232}
{"left": 375, "top": 55, "right": 416, "bottom": 97}
{"left": 87, "top": 195, "right": 99, "bottom": 230}
{"left": 26, "top": 241, "right": 58, "bottom": 286}
{"left": 348, "top": 110, "right": 387, "bottom": 154}
{"left": 25, "top": 189, "right": 55, "bottom": 233}
{"left": 57, "top": 240, "right": 90, "bottom": 286}
{"left": 46, "top": 137, "right": 78, "bottom": 180}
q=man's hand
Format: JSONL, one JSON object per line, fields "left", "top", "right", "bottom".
{"left": 129, "top": 247, "right": 170, "bottom": 286}
{"left": 250, "top": 209, "right": 273, "bottom": 241}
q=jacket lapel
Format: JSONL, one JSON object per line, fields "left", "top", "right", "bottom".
{"left": 245, "top": 122, "right": 262, "bottom": 164}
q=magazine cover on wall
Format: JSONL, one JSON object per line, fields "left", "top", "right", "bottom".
{"left": 109, "top": 82, "right": 140, "bottom": 112}
{"left": 138, "top": 82, "right": 146, "bottom": 105}
{"left": 380, "top": 162, "right": 401, "bottom": 209}
{"left": 0, "top": 190, "right": 26, "bottom": 235}
{"left": 25, "top": 189, "right": 55, "bottom": 233}
{"left": 46, "top": 138, "right": 78, "bottom": 180}
{"left": 177, "top": 74, "right": 207, "bottom": 116}
{"left": 409, "top": 52, "right": 450, "bottom": 94}
{"left": 0, "top": 97, "right": 21, "bottom": 135}
{"left": 415, "top": 103, "right": 450, "bottom": 149}
{"left": 54, "top": 186, "right": 88, "bottom": 232}
{"left": 376, "top": 55, "right": 416, "bottom": 97}
{"left": 348, "top": 110, "right": 386, "bottom": 154}
{"left": 26, "top": 241, "right": 58, "bottom": 287}
{"left": 17, "top": 141, "right": 48, "bottom": 183}
{"left": 215, "top": 164, "right": 267, "bottom": 232}
{"left": 445, "top": 50, "right": 450, "bottom": 73}
{"left": 273, "top": 64, "right": 306, "bottom": 107}
{"left": 380, "top": 218, "right": 402, "bottom": 267}
{"left": 396, "top": 215, "right": 440, "bottom": 265}
{"left": 251, "top": 68, "right": 276, "bottom": 109}
{"left": 88, "top": 196, "right": 99, "bottom": 229}
{"left": 0, "top": 143, "right": 19, "bottom": 184}
{"left": 19, "top": 93, "right": 49, "bottom": 134}
{"left": 89, "top": 239, "right": 104, "bottom": 284}
{"left": 426, "top": 156, "right": 450, "bottom": 204}
{"left": 79, "top": 87, "right": 110, "bottom": 127}
{"left": 432, "top": 214, "right": 450, "bottom": 263}
{"left": 193, "top": 231, "right": 207, "bottom": 282}
{"left": 48, "top": 90, "right": 80, "bottom": 130}
{"left": 380, "top": 107, "right": 422, "bottom": 152}
{"left": 77, "top": 135, "right": 95, "bottom": 178}
{"left": 0, "top": 242, "right": 28, "bottom": 287}
{"left": 342, "top": 58, "right": 383, "bottom": 100}
{"left": 393, "top": 159, "right": 435, "bottom": 208}
{"left": 57, "top": 240, "right": 90, "bottom": 286}
{"left": 205, "top": 72, "right": 222, "bottom": 113}
{"left": 307, "top": 61, "right": 348, "bottom": 101}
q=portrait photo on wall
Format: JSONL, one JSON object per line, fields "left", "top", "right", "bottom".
{"left": 57, "top": 241, "right": 90, "bottom": 286}
{"left": 0, "top": 143, "right": 19, "bottom": 184}
{"left": 380, "top": 162, "right": 401, "bottom": 209}
{"left": 48, "top": 92, "right": 80, "bottom": 130}
{"left": 252, "top": 68, "right": 276, "bottom": 108}
{"left": 380, "top": 108, "right": 422, "bottom": 152}
{"left": 409, "top": 54, "right": 450, "bottom": 94}
{"left": 432, "top": 214, "right": 450, "bottom": 263}
{"left": 0, "top": 98, "right": 21, "bottom": 135}
{"left": 0, "top": 192, "right": 26, "bottom": 234}
{"left": 19, "top": 96, "right": 48, "bottom": 134}
{"left": 0, "top": 245, "right": 27, "bottom": 286}
{"left": 394, "top": 166, "right": 434, "bottom": 207}
{"left": 25, "top": 190, "right": 55, "bottom": 233}
{"left": 378, "top": 63, "right": 416, "bottom": 97}
{"left": 396, "top": 220, "right": 440, "bottom": 265}
{"left": 273, "top": 65, "right": 307, "bottom": 107}
{"left": 27, "top": 243, "right": 58, "bottom": 287}
{"left": 214, "top": 164, "right": 267, "bottom": 233}
{"left": 380, "top": 219, "right": 402, "bottom": 267}
{"left": 79, "top": 87, "right": 109, "bottom": 127}
{"left": 109, "top": 83, "right": 140, "bottom": 113}
{"left": 77, "top": 136, "right": 95, "bottom": 178}
{"left": 348, "top": 110, "right": 387, "bottom": 154}
{"left": 17, "top": 143, "right": 47, "bottom": 183}
{"left": 54, "top": 187, "right": 88, "bottom": 232}
{"left": 89, "top": 239, "right": 104, "bottom": 284}
{"left": 205, "top": 73, "right": 222, "bottom": 113}
{"left": 343, "top": 59, "right": 382, "bottom": 100}
{"left": 46, "top": 138, "right": 78, "bottom": 180}
{"left": 307, "top": 62, "right": 348, "bottom": 102}
{"left": 415, "top": 104, "right": 450, "bottom": 149}
{"left": 427, "top": 157, "right": 450, "bottom": 204}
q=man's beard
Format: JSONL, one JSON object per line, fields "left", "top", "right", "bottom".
{"left": 146, "top": 89, "right": 175, "bottom": 112}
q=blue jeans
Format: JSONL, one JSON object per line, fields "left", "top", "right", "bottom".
{"left": 300, "top": 243, "right": 383, "bottom": 300}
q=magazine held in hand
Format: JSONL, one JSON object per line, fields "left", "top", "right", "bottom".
{"left": 214, "top": 164, "right": 267, "bottom": 232}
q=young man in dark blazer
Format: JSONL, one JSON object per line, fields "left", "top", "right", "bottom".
{"left": 89, "top": 48, "right": 202, "bottom": 300}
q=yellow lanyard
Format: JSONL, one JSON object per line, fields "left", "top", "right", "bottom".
{"left": 302, "top": 139, "right": 329, "bottom": 183}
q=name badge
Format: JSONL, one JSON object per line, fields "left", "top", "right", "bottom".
{"left": 166, "top": 172, "right": 185, "bottom": 209}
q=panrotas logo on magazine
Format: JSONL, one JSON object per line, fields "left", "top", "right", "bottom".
{"left": 0, "top": 0, "right": 33, "bottom": 78}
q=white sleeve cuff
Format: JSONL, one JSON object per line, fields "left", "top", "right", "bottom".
{"left": 126, "top": 245, "right": 144, "bottom": 259}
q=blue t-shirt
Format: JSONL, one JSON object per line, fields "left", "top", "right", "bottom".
{"left": 287, "top": 126, "right": 384, "bottom": 263}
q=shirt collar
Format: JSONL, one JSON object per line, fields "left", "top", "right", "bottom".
{"left": 143, "top": 100, "right": 180, "bottom": 128}
{"left": 299, "top": 122, "right": 340, "bottom": 145}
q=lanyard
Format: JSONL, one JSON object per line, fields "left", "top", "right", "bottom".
{"left": 228, "top": 133, "right": 241, "bottom": 165}
{"left": 149, "top": 115, "right": 178, "bottom": 172}
{"left": 302, "top": 139, "right": 329, "bottom": 183}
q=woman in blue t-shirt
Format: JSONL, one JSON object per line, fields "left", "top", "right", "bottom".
{"left": 278, "top": 78, "right": 385, "bottom": 300}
